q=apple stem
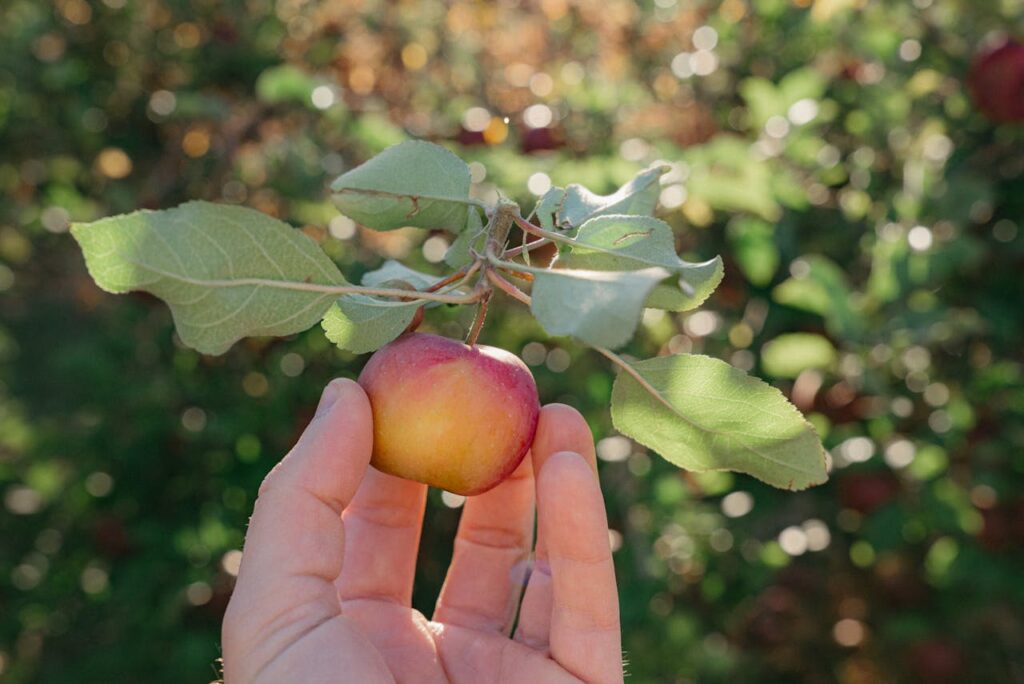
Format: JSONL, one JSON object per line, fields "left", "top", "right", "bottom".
{"left": 465, "top": 288, "right": 491, "bottom": 346}
{"left": 487, "top": 270, "right": 532, "bottom": 306}
{"left": 403, "top": 305, "right": 425, "bottom": 334}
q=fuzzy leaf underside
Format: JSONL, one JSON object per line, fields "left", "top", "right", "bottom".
{"left": 322, "top": 296, "right": 421, "bottom": 354}
{"left": 527, "top": 265, "right": 671, "bottom": 349}
{"left": 330, "top": 140, "right": 473, "bottom": 232}
{"left": 611, "top": 354, "right": 828, "bottom": 490}
{"left": 560, "top": 214, "right": 724, "bottom": 311}
{"left": 71, "top": 201, "right": 344, "bottom": 355}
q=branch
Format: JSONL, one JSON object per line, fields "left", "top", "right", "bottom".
{"left": 510, "top": 214, "right": 576, "bottom": 246}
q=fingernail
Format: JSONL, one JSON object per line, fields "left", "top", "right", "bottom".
{"left": 314, "top": 379, "right": 346, "bottom": 418}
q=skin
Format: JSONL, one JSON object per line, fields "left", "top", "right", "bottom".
{"left": 222, "top": 378, "right": 623, "bottom": 683}
{"left": 358, "top": 333, "right": 540, "bottom": 495}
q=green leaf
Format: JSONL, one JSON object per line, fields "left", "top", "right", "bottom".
{"left": 322, "top": 296, "right": 419, "bottom": 354}
{"left": 728, "top": 216, "right": 779, "bottom": 287}
{"left": 761, "top": 333, "right": 837, "bottom": 378}
{"left": 255, "top": 64, "right": 322, "bottom": 106}
{"left": 330, "top": 140, "right": 475, "bottom": 232}
{"left": 444, "top": 207, "right": 486, "bottom": 269}
{"left": 361, "top": 260, "right": 441, "bottom": 290}
{"left": 559, "top": 215, "right": 724, "bottom": 312}
{"left": 556, "top": 163, "right": 669, "bottom": 229}
{"left": 531, "top": 187, "right": 567, "bottom": 231}
{"left": 71, "top": 201, "right": 345, "bottom": 355}
{"left": 772, "top": 256, "right": 860, "bottom": 337}
{"left": 683, "top": 137, "right": 782, "bottom": 221}
{"left": 610, "top": 354, "right": 827, "bottom": 490}
{"left": 528, "top": 265, "right": 670, "bottom": 348}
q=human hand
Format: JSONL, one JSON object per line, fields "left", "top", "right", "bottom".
{"left": 222, "top": 378, "right": 623, "bottom": 683}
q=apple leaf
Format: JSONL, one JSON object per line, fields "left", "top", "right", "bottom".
{"left": 560, "top": 214, "right": 724, "bottom": 311}
{"left": 531, "top": 187, "right": 567, "bottom": 231}
{"left": 527, "top": 265, "right": 671, "bottom": 348}
{"left": 444, "top": 206, "right": 486, "bottom": 269}
{"left": 610, "top": 353, "right": 827, "bottom": 490}
{"left": 330, "top": 140, "right": 476, "bottom": 232}
{"left": 556, "top": 163, "right": 669, "bottom": 229}
{"left": 361, "top": 260, "right": 442, "bottom": 291}
{"left": 71, "top": 201, "right": 344, "bottom": 355}
{"left": 322, "top": 296, "right": 420, "bottom": 354}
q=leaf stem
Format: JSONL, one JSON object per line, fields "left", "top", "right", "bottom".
{"left": 487, "top": 270, "right": 532, "bottom": 306}
{"left": 510, "top": 214, "right": 576, "bottom": 246}
{"left": 125, "top": 262, "right": 485, "bottom": 304}
{"left": 591, "top": 345, "right": 677, "bottom": 413}
{"left": 502, "top": 237, "right": 551, "bottom": 259}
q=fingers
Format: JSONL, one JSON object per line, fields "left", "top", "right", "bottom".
{"left": 223, "top": 379, "right": 373, "bottom": 660}
{"left": 539, "top": 452, "right": 622, "bottom": 684}
{"left": 336, "top": 467, "right": 427, "bottom": 605}
{"left": 432, "top": 455, "right": 535, "bottom": 632}
{"left": 514, "top": 404, "right": 596, "bottom": 650}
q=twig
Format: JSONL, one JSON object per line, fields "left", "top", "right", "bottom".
{"left": 497, "top": 266, "right": 534, "bottom": 283}
{"left": 487, "top": 270, "right": 532, "bottom": 306}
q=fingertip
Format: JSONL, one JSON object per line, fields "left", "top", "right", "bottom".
{"left": 316, "top": 377, "right": 369, "bottom": 419}
{"left": 532, "top": 404, "right": 597, "bottom": 475}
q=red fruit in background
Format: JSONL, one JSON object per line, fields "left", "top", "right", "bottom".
{"left": 839, "top": 472, "right": 901, "bottom": 514}
{"left": 967, "top": 38, "right": 1024, "bottom": 123}
{"left": 521, "top": 126, "right": 563, "bottom": 153}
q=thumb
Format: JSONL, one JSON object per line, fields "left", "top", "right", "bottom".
{"left": 224, "top": 379, "right": 373, "bottom": 645}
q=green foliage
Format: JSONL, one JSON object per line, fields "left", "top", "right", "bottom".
{"left": 72, "top": 202, "right": 345, "bottom": 355}
{"left": 2, "top": 0, "right": 1023, "bottom": 682}
{"left": 610, "top": 354, "right": 827, "bottom": 490}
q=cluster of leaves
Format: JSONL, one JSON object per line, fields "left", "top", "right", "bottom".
{"left": 73, "top": 140, "right": 827, "bottom": 490}
{"left": 1, "top": 0, "right": 1023, "bottom": 682}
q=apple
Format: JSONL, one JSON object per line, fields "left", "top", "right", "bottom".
{"left": 967, "top": 38, "right": 1024, "bottom": 123}
{"left": 357, "top": 332, "right": 540, "bottom": 495}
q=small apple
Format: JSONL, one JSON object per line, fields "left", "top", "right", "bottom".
{"left": 968, "top": 38, "right": 1024, "bottom": 123}
{"left": 357, "top": 333, "right": 540, "bottom": 495}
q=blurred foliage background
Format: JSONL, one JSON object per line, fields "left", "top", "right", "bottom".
{"left": 2, "top": 0, "right": 1024, "bottom": 682}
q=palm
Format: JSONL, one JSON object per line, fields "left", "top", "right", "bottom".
{"left": 222, "top": 385, "right": 622, "bottom": 684}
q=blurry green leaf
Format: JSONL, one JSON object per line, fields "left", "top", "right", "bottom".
{"left": 331, "top": 141, "right": 475, "bottom": 232}
{"left": 728, "top": 217, "right": 779, "bottom": 286}
{"left": 322, "top": 296, "right": 419, "bottom": 354}
{"left": 560, "top": 215, "right": 724, "bottom": 311}
{"left": 761, "top": 333, "right": 837, "bottom": 378}
{"left": 773, "top": 256, "right": 860, "bottom": 337}
{"left": 556, "top": 163, "right": 669, "bottom": 229}
{"left": 71, "top": 202, "right": 344, "bottom": 355}
{"left": 683, "top": 138, "right": 782, "bottom": 220}
{"left": 610, "top": 354, "right": 827, "bottom": 490}
{"left": 528, "top": 265, "right": 670, "bottom": 348}
{"left": 254, "top": 64, "right": 320, "bottom": 106}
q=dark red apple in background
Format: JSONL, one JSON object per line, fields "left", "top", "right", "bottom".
{"left": 968, "top": 38, "right": 1024, "bottom": 123}
{"left": 358, "top": 333, "right": 540, "bottom": 495}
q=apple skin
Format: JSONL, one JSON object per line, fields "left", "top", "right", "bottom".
{"left": 357, "top": 333, "right": 540, "bottom": 495}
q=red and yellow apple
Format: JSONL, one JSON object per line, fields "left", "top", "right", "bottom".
{"left": 357, "top": 333, "right": 540, "bottom": 495}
